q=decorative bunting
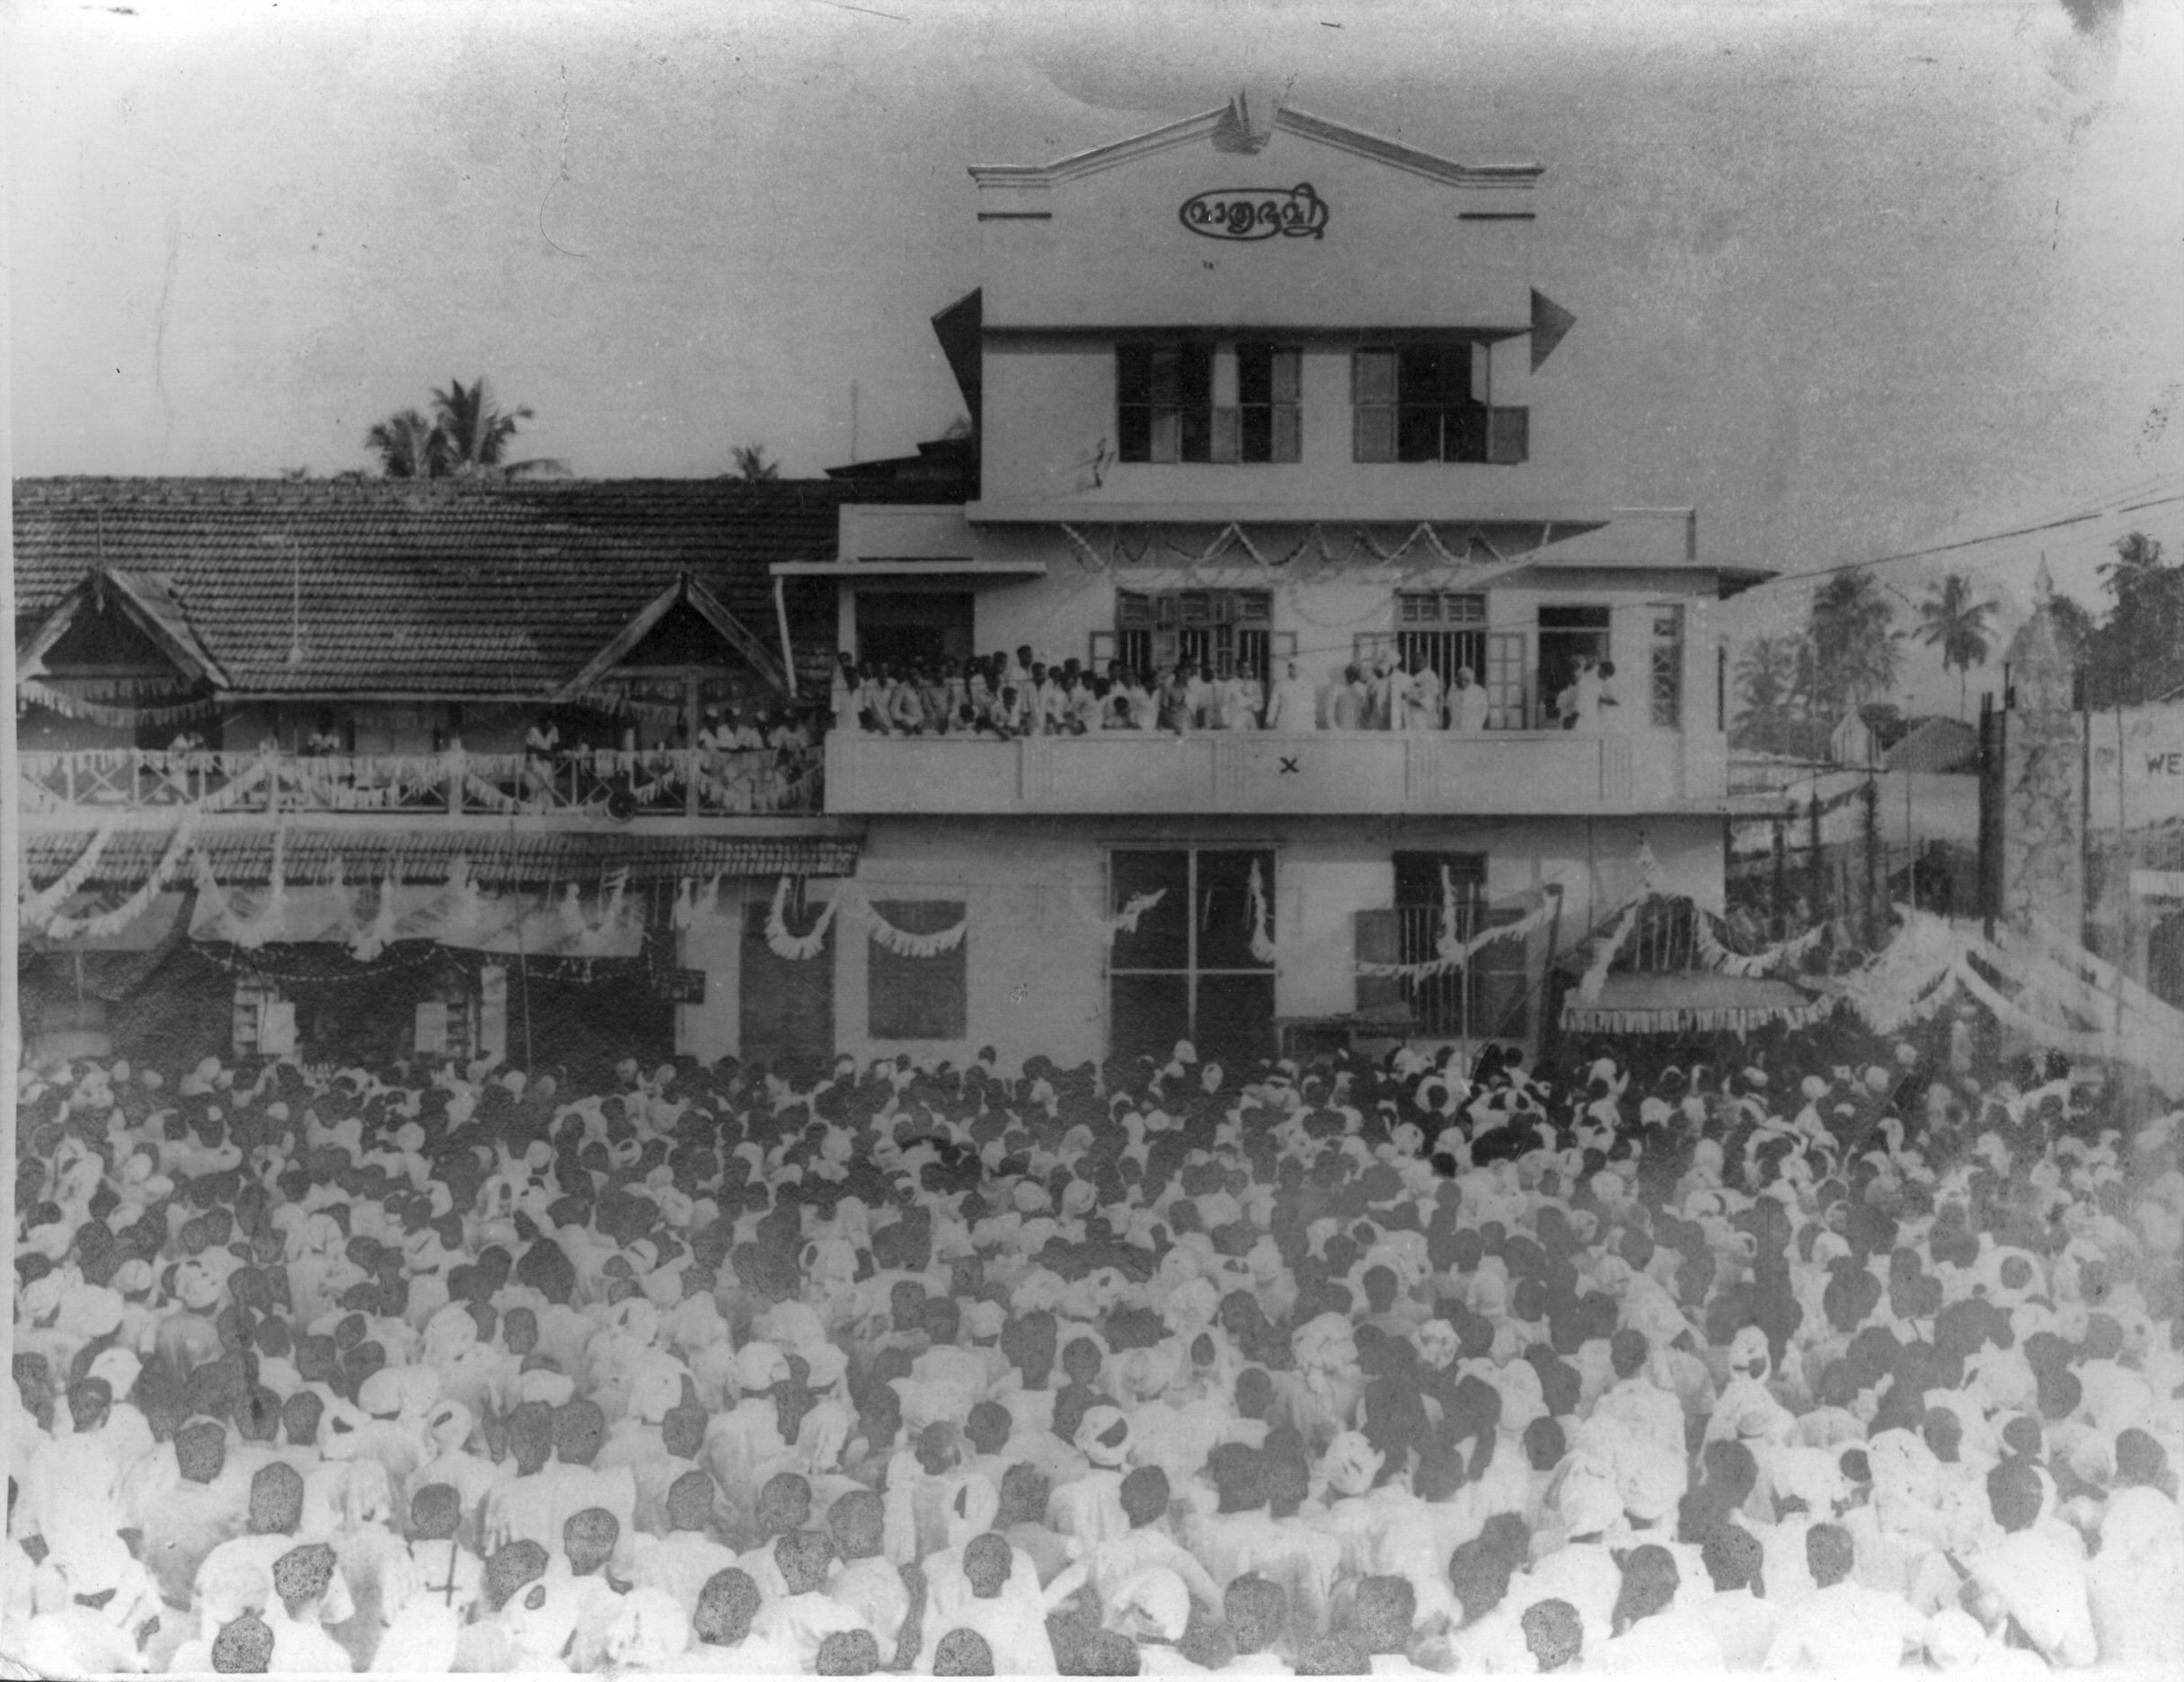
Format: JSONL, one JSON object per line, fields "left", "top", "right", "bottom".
{"left": 17, "top": 677, "right": 219, "bottom": 728}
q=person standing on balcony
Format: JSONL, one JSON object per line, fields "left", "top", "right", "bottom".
{"left": 1369, "top": 651, "right": 1406, "bottom": 730}
{"left": 1446, "top": 668, "right": 1486, "bottom": 735}
{"left": 1183, "top": 661, "right": 1214, "bottom": 730}
{"left": 1401, "top": 651, "right": 1444, "bottom": 731}
{"left": 305, "top": 713, "right": 344, "bottom": 757}
{"left": 916, "top": 664, "right": 952, "bottom": 734}
{"left": 1125, "top": 669, "right": 1159, "bottom": 732}
{"left": 169, "top": 726, "right": 207, "bottom": 755}
{"left": 1331, "top": 665, "right": 1369, "bottom": 730}
{"left": 1222, "top": 666, "right": 1260, "bottom": 730}
{"left": 1068, "top": 672, "right": 1104, "bottom": 736}
{"left": 1265, "top": 660, "right": 1316, "bottom": 732}
{"left": 1157, "top": 665, "right": 1193, "bottom": 734}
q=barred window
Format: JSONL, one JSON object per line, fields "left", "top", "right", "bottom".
{"left": 1650, "top": 606, "right": 1684, "bottom": 728}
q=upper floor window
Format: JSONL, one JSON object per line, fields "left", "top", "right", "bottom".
{"left": 1117, "top": 342, "right": 1299, "bottom": 464}
{"left": 1352, "top": 343, "right": 1528, "bottom": 465}
{"left": 1650, "top": 606, "right": 1684, "bottom": 728}
{"left": 1114, "top": 589, "right": 1273, "bottom": 680}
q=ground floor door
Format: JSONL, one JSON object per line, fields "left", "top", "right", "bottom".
{"left": 740, "top": 890, "right": 836, "bottom": 1072}
{"left": 1108, "top": 847, "right": 1277, "bottom": 1067}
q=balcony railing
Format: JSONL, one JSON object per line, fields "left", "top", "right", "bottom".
{"left": 15, "top": 747, "right": 821, "bottom": 819}
{"left": 826, "top": 727, "right": 1727, "bottom": 817}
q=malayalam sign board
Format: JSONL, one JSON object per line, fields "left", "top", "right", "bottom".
{"left": 1179, "top": 183, "right": 1329, "bottom": 242}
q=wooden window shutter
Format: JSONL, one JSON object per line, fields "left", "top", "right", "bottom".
{"left": 1352, "top": 349, "right": 1396, "bottom": 464}
{"left": 1270, "top": 349, "right": 1303, "bottom": 403}
{"left": 1354, "top": 908, "right": 1407, "bottom": 1017}
{"left": 1487, "top": 407, "right": 1529, "bottom": 465}
{"left": 1271, "top": 403, "right": 1302, "bottom": 464}
{"left": 1210, "top": 407, "right": 1241, "bottom": 464}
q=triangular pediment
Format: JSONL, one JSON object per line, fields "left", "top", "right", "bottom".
{"left": 972, "top": 98, "right": 1541, "bottom": 191}
{"left": 17, "top": 570, "right": 229, "bottom": 687}
{"left": 554, "top": 573, "right": 788, "bottom": 701}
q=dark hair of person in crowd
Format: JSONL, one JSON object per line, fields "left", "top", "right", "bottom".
{"left": 1521, "top": 1598, "right": 1584, "bottom": 1672}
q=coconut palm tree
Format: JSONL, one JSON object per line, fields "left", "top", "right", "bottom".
{"left": 729, "top": 444, "right": 781, "bottom": 482}
{"left": 364, "top": 380, "right": 563, "bottom": 480}
{"left": 1732, "top": 633, "right": 1801, "bottom": 748}
{"left": 363, "top": 408, "right": 449, "bottom": 480}
{"left": 430, "top": 377, "right": 565, "bottom": 478}
{"left": 1915, "top": 571, "right": 1999, "bottom": 718}
{"left": 1806, "top": 571, "right": 1901, "bottom": 721}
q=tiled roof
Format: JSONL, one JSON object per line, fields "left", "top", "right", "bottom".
{"left": 22, "top": 825, "right": 860, "bottom": 885}
{"left": 13, "top": 477, "right": 960, "bottom": 697}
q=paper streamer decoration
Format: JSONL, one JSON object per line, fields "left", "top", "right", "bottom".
{"left": 767, "top": 875, "right": 841, "bottom": 960}
{"left": 1108, "top": 889, "right": 1165, "bottom": 935}
{"left": 1354, "top": 896, "right": 1556, "bottom": 981}
{"left": 1693, "top": 915, "right": 1828, "bottom": 978}
{"left": 1575, "top": 899, "right": 1643, "bottom": 1004}
{"left": 349, "top": 873, "right": 401, "bottom": 962}
{"left": 20, "top": 824, "right": 118, "bottom": 925}
{"left": 763, "top": 875, "right": 968, "bottom": 961}
{"left": 1247, "top": 858, "right": 1279, "bottom": 964}
{"left": 17, "top": 677, "right": 219, "bottom": 728}
{"left": 33, "top": 822, "right": 198, "bottom": 942}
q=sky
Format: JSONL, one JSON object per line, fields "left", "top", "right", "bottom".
{"left": 8, "top": 0, "right": 2183, "bottom": 713}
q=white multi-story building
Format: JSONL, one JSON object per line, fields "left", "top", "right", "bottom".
{"left": 800, "top": 96, "right": 1767, "bottom": 1072}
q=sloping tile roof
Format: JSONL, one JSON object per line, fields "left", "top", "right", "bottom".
{"left": 22, "top": 825, "right": 860, "bottom": 885}
{"left": 13, "top": 477, "right": 959, "bottom": 697}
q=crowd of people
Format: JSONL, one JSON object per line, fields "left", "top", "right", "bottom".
{"left": 10, "top": 1021, "right": 2182, "bottom": 1675}
{"left": 829, "top": 648, "right": 1618, "bottom": 739}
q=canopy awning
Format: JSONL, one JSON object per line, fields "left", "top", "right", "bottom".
{"left": 1561, "top": 972, "right": 1824, "bottom": 1035}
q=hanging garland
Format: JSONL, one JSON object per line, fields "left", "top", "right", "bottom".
{"left": 762, "top": 875, "right": 970, "bottom": 961}
{"left": 1354, "top": 896, "right": 1558, "bottom": 980}
{"left": 1575, "top": 899, "right": 1643, "bottom": 1004}
{"left": 19, "top": 824, "right": 118, "bottom": 924}
{"left": 766, "top": 875, "right": 841, "bottom": 960}
{"left": 35, "top": 821, "right": 199, "bottom": 942}
{"left": 1247, "top": 858, "right": 1279, "bottom": 964}
{"left": 1693, "top": 915, "right": 1829, "bottom": 978}
{"left": 16, "top": 677, "right": 220, "bottom": 729}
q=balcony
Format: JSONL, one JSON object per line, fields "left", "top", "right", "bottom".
{"left": 826, "top": 727, "right": 1730, "bottom": 818}
{"left": 15, "top": 747, "right": 822, "bottom": 823}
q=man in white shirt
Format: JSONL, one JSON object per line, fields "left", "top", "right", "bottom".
{"left": 1265, "top": 660, "right": 1317, "bottom": 732}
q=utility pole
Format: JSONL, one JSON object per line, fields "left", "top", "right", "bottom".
{"left": 850, "top": 382, "right": 860, "bottom": 465}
